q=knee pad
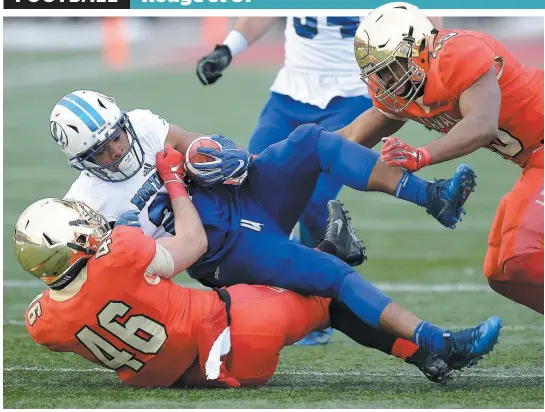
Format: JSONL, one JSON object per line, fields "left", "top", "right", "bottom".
{"left": 289, "top": 123, "right": 322, "bottom": 144}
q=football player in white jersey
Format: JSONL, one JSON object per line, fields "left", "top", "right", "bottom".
{"left": 197, "top": 16, "right": 373, "bottom": 345}
{"left": 57, "top": 90, "right": 250, "bottom": 243}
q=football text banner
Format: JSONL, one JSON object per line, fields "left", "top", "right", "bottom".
{"left": 4, "top": 0, "right": 130, "bottom": 9}
{"left": 130, "top": 0, "right": 545, "bottom": 8}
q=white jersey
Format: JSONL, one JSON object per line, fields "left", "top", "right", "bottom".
{"left": 270, "top": 16, "right": 369, "bottom": 109}
{"left": 64, "top": 109, "right": 171, "bottom": 240}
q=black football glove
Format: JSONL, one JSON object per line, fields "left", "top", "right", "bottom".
{"left": 196, "top": 45, "right": 233, "bottom": 86}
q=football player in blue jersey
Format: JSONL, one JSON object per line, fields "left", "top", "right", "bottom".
{"left": 197, "top": 16, "right": 374, "bottom": 345}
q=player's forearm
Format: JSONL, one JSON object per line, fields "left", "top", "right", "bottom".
{"left": 168, "top": 197, "right": 208, "bottom": 272}
{"left": 231, "top": 17, "right": 276, "bottom": 48}
{"left": 424, "top": 115, "right": 498, "bottom": 164}
{"left": 336, "top": 107, "right": 405, "bottom": 149}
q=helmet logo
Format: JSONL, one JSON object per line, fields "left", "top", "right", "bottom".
{"left": 50, "top": 121, "right": 69, "bottom": 149}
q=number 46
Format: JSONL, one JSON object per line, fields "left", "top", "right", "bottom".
{"left": 76, "top": 301, "right": 167, "bottom": 371}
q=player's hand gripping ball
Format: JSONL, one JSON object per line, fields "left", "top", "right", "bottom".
{"left": 185, "top": 135, "right": 251, "bottom": 187}
{"left": 185, "top": 136, "right": 223, "bottom": 178}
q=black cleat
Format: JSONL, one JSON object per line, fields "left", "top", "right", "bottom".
{"left": 316, "top": 200, "right": 367, "bottom": 267}
{"left": 405, "top": 348, "right": 454, "bottom": 385}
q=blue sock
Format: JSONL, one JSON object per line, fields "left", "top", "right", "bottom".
{"left": 337, "top": 272, "right": 392, "bottom": 328}
{"left": 317, "top": 129, "right": 379, "bottom": 191}
{"left": 395, "top": 171, "right": 429, "bottom": 207}
{"left": 414, "top": 321, "right": 451, "bottom": 357}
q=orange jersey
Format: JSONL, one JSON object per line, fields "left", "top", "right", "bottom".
{"left": 24, "top": 226, "right": 224, "bottom": 388}
{"left": 371, "top": 29, "right": 544, "bottom": 168}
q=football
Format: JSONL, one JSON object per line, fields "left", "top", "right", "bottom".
{"left": 185, "top": 136, "right": 222, "bottom": 177}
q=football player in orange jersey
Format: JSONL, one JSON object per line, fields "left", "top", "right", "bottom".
{"left": 338, "top": 2, "right": 544, "bottom": 313}
{"left": 15, "top": 145, "right": 503, "bottom": 389}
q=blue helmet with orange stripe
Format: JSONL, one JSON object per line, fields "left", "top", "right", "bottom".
{"left": 50, "top": 90, "right": 145, "bottom": 182}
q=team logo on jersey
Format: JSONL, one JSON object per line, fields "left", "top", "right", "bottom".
{"left": 240, "top": 219, "right": 264, "bottom": 232}
{"left": 493, "top": 56, "right": 505, "bottom": 80}
{"left": 431, "top": 32, "right": 457, "bottom": 58}
{"left": 50, "top": 120, "right": 69, "bottom": 149}
{"left": 130, "top": 172, "right": 163, "bottom": 211}
{"left": 143, "top": 163, "right": 155, "bottom": 177}
{"left": 417, "top": 112, "right": 460, "bottom": 133}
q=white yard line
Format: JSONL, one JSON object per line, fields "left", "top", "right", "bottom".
{"left": 3, "top": 366, "right": 542, "bottom": 379}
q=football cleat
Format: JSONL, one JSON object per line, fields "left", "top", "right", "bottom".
{"left": 443, "top": 316, "right": 503, "bottom": 370}
{"left": 426, "top": 164, "right": 477, "bottom": 229}
{"left": 316, "top": 200, "right": 367, "bottom": 267}
{"left": 297, "top": 201, "right": 365, "bottom": 347}
{"left": 294, "top": 327, "right": 334, "bottom": 346}
{"left": 405, "top": 348, "right": 454, "bottom": 385}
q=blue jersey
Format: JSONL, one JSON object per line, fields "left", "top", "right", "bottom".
{"left": 187, "top": 183, "right": 240, "bottom": 273}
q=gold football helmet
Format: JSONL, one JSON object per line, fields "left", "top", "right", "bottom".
{"left": 354, "top": 2, "right": 436, "bottom": 112}
{"left": 13, "top": 198, "right": 110, "bottom": 289}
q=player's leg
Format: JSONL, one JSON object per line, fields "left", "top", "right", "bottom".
{"left": 248, "top": 123, "right": 476, "bottom": 235}
{"left": 483, "top": 194, "right": 509, "bottom": 282}
{"left": 247, "top": 92, "right": 323, "bottom": 155}
{"left": 225, "top": 284, "right": 449, "bottom": 385}
{"left": 295, "top": 97, "right": 372, "bottom": 346}
{"left": 490, "top": 251, "right": 544, "bottom": 313}
{"left": 484, "top": 159, "right": 544, "bottom": 313}
{"left": 328, "top": 299, "right": 453, "bottom": 383}
{"left": 298, "top": 95, "right": 374, "bottom": 247}
{"left": 226, "top": 284, "right": 452, "bottom": 384}
{"left": 247, "top": 92, "right": 300, "bottom": 155}
{"left": 217, "top": 228, "right": 502, "bottom": 369}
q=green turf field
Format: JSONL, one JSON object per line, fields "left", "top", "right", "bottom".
{"left": 3, "top": 51, "right": 543, "bottom": 408}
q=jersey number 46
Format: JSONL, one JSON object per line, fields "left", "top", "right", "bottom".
{"left": 76, "top": 301, "right": 167, "bottom": 372}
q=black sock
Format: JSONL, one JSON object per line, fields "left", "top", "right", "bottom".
{"left": 329, "top": 299, "right": 397, "bottom": 355}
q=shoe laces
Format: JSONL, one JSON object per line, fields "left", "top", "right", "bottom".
{"left": 429, "top": 178, "right": 449, "bottom": 199}
{"left": 451, "top": 325, "right": 480, "bottom": 354}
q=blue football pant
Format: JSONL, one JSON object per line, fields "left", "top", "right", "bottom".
{"left": 248, "top": 92, "right": 373, "bottom": 246}
{"left": 207, "top": 124, "right": 391, "bottom": 328}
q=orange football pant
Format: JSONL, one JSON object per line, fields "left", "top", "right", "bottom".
{"left": 179, "top": 284, "right": 331, "bottom": 388}
{"left": 483, "top": 149, "right": 544, "bottom": 313}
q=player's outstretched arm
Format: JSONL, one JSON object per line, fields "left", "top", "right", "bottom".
{"left": 422, "top": 68, "right": 501, "bottom": 164}
{"left": 154, "top": 146, "right": 208, "bottom": 277}
{"left": 336, "top": 106, "right": 406, "bottom": 149}
{"left": 381, "top": 72, "right": 501, "bottom": 172}
{"left": 196, "top": 17, "right": 276, "bottom": 85}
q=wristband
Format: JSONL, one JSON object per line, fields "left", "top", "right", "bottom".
{"left": 164, "top": 180, "right": 189, "bottom": 201}
{"left": 223, "top": 30, "right": 248, "bottom": 57}
{"left": 418, "top": 146, "right": 432, "bottom": 168}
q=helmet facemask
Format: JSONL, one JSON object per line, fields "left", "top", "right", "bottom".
{"left": 357, "top": 26, "right": 430, "bottom": 112}
{"left": 70, "top": 112, "right": 145, "bottom": 183}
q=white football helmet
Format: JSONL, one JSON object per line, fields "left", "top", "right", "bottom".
{"left": 49, "top": 90, "right": 145, "bottom": 182}
{"left": 354, "top": 2, "right": 436, "bottom": 112}
{"left": 14, "top": 198, "right": 111, "bottom": 289}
